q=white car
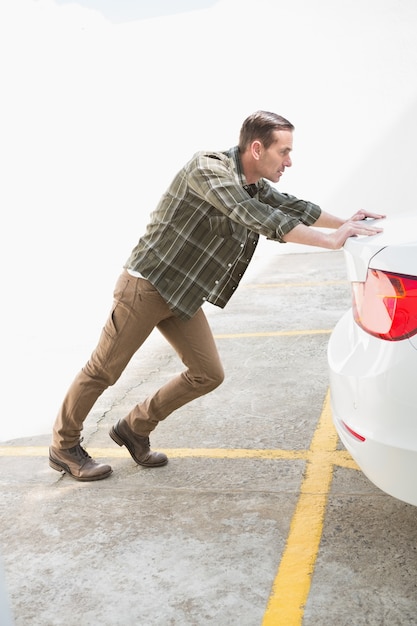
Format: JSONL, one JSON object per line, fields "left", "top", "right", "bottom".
{"left": 328, "top": 212, "right": 417, "bottom": 506}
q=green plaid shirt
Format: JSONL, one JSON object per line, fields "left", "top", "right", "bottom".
{"left": 125, "top": 146, "right": 321, "bottom": 319}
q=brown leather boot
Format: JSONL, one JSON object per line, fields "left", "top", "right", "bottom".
{"left": 49, "top": 442, "right": 112, "bottom": 481}
{"left": 109, "top": 419, "right": 168, "bottom": 467}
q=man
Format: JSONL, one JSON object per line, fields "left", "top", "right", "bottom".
{"left": 49, "top": 110, "right": 384, "bottom": 481}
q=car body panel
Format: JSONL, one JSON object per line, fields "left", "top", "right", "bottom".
{"left": 343, "top": 214, "right": 417, "bottom": 280}
{"left": 328, "top": 212, "right": 417, "bottom": 505}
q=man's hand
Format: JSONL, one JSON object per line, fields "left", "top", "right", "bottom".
{"left": 282, "top": 210, "right": 385, "bottom": 250}
{"left": 326, "top": 217, "right": 384, "bottom": 250}
{"left": 349, "top": 209, "right": 386, "bottom": 222}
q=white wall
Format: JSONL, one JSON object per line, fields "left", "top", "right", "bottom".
{"left": 1, "top": 0, "right": 417, "bottom": 440}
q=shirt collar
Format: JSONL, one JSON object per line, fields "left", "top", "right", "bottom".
{"left": 226, "top": 146, "right": 258, "bottom": 197}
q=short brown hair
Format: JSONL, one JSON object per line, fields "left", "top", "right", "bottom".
{"left": 238, "top": 110, "right": 294, "bottom": 152}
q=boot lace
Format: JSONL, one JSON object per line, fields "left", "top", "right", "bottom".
{"left": 69, "top": 438, "right": 91, "bottom": 461}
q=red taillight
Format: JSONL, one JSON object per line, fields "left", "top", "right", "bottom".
{"left": 352, "top": 269, "right": 417, "bottom": 340}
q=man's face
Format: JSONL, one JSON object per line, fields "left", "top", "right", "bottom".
{"left": 257, "top": 129, "right": 293, "bottom": 183}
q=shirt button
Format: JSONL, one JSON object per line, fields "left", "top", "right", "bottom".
{"left": 240, "top": 243, "right": 244, "bottom": 247}
{"left": 228, "top": 263, "right": 232, "bottom": 267}
{"left": 215, "top": 280, "right": 219, "bottom": 284}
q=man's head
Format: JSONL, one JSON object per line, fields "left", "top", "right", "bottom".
{"left": 239, "top": 110, "right": 294, "bottom": 184}
{"left": 238, "top": 110, "right": 294, "bottom": 152}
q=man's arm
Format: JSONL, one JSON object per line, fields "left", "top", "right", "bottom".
{"left": 282, "top": 209, "right": 385, "bottom": 250}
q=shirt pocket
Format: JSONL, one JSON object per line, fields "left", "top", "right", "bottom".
{"left": 208, "top": 215, "right": 237, "bottom": 238}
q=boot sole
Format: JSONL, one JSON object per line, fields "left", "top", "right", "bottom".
{"left": 48, "top": 456, "right": 112, "bottom": 481}
{"left": 109, "top": 426, "right": 168, "bottom": 468}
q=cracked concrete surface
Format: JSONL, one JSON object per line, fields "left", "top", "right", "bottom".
{"left": 1, "top": 250, "right": 417, "bottom": 626}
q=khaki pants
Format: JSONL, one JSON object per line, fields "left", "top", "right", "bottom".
{"left": 52, "top": 271, "right": 224, "bottom": 448}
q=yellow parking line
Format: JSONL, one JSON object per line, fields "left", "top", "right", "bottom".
{"left": 214, "top": 329, "right": 332, "bottom": 339}
{"left": 242, "top": 280, "right": 348, "bottom": 289}
{"left": 0, "top": 447, "right": 305, "bottom": 459}
{"left": 262, "top": 390, "right": 338, "bottom": 625}
{"left": 334, "top": 451, "right": 359, "bottom": 470}
{"left": 0, "top": 446, "right": 357, "bottom": 469}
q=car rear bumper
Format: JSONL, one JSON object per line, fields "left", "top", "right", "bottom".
{"left": 328, "top": 309, "right": 417, "bottom": 505}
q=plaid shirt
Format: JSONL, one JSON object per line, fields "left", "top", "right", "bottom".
{"left": 125, "top": 146, "right": 321, "bottom": 319}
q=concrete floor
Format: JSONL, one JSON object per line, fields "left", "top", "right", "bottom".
{"left": 1, "top": 249, "right": 417, "bottom": 626}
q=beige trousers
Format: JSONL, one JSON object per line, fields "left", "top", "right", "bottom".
{"left": 52, "top": 270, "right": 224, "bottom": 448}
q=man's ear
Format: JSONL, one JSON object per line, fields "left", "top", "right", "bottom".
{"left": 251, "top": 140, "right": 262, "bottom": 160}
